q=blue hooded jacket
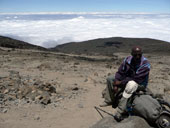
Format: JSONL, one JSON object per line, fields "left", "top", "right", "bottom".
{"left": 115, "top": 56, "right": 150, "bottom": 87}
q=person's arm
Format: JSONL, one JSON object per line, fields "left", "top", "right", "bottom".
{"left": 120, "top": 77, "right": 133, "bottom": 85}
{"left": 115, "top": 57, "right": 133, "bottom": 85}
{"left": 115, "top": 60, "right": 125, "bottom": 81}
{"left": 133, "top": 61, "right": 150, "bottom": 84}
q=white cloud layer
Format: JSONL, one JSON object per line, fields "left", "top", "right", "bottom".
{"left": 0, "top": 13, "right": 170, "bottom": 48}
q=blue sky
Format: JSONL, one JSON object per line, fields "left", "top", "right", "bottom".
{"left": 0, "top": 0, "right": 170, "bottom": 13}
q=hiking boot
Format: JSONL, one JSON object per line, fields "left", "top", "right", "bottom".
{"left": 114, "top": 111, "right": 123, "bottom": 122}
{"left": 99, "top": 101, "right": 112, "bottom": 107}
{"left": 113, "top": 107, "right": 124, "bottom": 122}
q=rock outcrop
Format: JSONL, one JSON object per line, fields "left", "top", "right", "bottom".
{"left": 0, "top": 70, "right": 58, "bottom": 113}
{"left": 90, "top": 116, "right": 155, "bottom": 128}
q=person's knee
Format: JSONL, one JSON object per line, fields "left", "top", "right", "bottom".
{"left": 106, "top": 75, "right": 115, "bottom": 82}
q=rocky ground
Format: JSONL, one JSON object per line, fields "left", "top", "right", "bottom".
{"left": 0, "top": 47, "right": 170, "bottom": 128}
{"left": 91, "top": 116, "right": 153, "bottom": 128}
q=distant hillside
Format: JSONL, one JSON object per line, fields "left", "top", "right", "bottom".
{"left": 0, "top": 36, "right": 46, "bottom": 50}
{"left": 52, "top": 37, "right": 170, "bottom": 55}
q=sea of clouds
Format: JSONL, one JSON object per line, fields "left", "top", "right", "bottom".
{"left": 0, "top": 12, "right": 170, "bottom": 48}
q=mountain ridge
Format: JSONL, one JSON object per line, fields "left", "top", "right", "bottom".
{"left": 52, "top": 37, "right": 170, "bottom": 55}
{"left": 0, "top": 36, "right": 47, "bottom": 50}
{"left": 1, "top": 35, "right": 170, "bottom": 55}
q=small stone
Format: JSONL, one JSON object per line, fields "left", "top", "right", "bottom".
{"left": 74, "top": 62, "right": 80, "bottom": 65}
{"left": 23, "top": 113, "right": 27, "bottom": 117}
{"left": 3, "top": 89, "right": 9, "bottom": 94}
{"left": 78, "top": 103, "right": 84, "bottom": 108}
{"left": 164, "top": 86, "right": 170, "bottom": 92}
{"left": 107, "top": 73, "right": 111, "bottom": 76}
{"left": 34, "top": 115, "right": 40, "bottom": 120}
{"left": 105, "top": 64, "right": 112, "bottom": 69}
{"left": 35, "top": 95, "right": 42, "bottom": 100}
{"left": 53, "top": 103, "right": 59, "bottom": 107}
{"left": 94, "top": 72, "right": 98, "bottom": 76}
{"left": 84, "top": 78, "right": 88, "bottom": 82}
{"left": 2, "top": 108, "right": 8, "bottom": 113}
{"left": 31, "top": 90, "right": 36, "bottom": 93}
{"left": 40, "top": 96, "right": 51, "bottom": 105}
{"left": 72, "top": 87, "right": 79, "bottom": 91}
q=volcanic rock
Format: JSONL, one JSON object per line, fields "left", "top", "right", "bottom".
{"left": 90, "top": 116, "right": 155, "bottom": 128}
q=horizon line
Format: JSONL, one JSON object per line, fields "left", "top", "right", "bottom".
{"left": 0, "top": 11, "right": 170, "bottom": 15}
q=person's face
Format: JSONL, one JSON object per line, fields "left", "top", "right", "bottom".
{"left": 132, "top": 52, "right": 142, "bottom": 61}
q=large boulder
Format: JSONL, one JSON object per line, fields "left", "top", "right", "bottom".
{"left": 90, "top": 116, "right": 155, "bottom": 128}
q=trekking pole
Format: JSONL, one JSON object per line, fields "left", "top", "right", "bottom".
{"left": 94, "top": 106, "right": 115, "bottom": 118}
{"left": 157, "top": 99, "right": 170, "bottom": 109}
{"left": 94, "top": 106, "right": 104, "bottom": 118}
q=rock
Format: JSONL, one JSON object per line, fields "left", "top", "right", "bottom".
{"left": 34, "top": 115, "right": 40, "bottom": 120}
{"left": 37, "top": 63, "right": 52, "bottom": 70}
{"left": 74, "top": 62, "right": 80, "bottom": 65}
{"left": 8, "top": 95, "right": 17, "bottom": 101}
{"left": 77, "top": 103, "right": 84, "bottom": 108}
{"left": 0, "top": 93, "right": 5, "bottom": 98}
{"left": 40, "top": 92, "right": 51, "bottom": 105}
{"left": 94, "top": 72, "right": 98, "bottom": 76}
{"left": 107, "top": 73, "right": 111, "bottom": 76}
{"left": 72, "top": 87, "right": 79, "bottom": 91}
{"left": 3, "top": 89, "right": 9, "bottom": 94}
{"left": 2, "top": 108, "right": 8, "bottom": 113}
{"left": 0, "top": 72, "right": 57, "bottom": 106}
{"left": 64, "top": 60, "right": 69, "bottom": 63}
{"left": 105, "top": 64, "right": 112, "bottom": 69}
{"left": 35, "top": 95, "right": 42, "bottom": 101}
{"left": 164, "top": 94, "right": 170, "bottom": 103}
{"left": 45, "top": 83, "right": 56, "bottom": 93}
{"left": 90, "top": 116, "right": 154, "bottom": 128}
{"left": 164, "top": 86, "right": 170, "bottom": 93}
{"left": 84, "top": 78, "right": 88, "bottom": 82}
{"left": 9, "top": 70, "right": 20, "bottom": 78}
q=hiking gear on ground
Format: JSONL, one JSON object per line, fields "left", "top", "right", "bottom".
{"left": 157, "top": 98, "right": 170, "bottom": 108}
{"left": 132, "top": 95, "right": 162, "bottom": 124}
{"left": 94, "top": 106, "right": 115, "bottom": 118}
{"left": 156, "top": 111, "right": 170, "bottom": 128}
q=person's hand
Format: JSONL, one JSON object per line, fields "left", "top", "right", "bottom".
{"left": 113, "top": 80, "right": 122, "bottom": 86}
{"left": 113, "top": 86, "right": 118, "bottom": 92}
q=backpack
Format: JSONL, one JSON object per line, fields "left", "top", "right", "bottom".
{"left": 156, "top": 111, "right": 170, "bottom": 128}
{"left": 132, "top": 95, "right": 162, "bottom": 124}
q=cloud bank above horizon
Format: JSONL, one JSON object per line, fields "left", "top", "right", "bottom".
{"left": 0, "top": 13, "right": 170, "bottom": 48}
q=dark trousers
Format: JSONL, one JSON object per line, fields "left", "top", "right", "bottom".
{"left": 102, "top": 75, "right": 117, "bottom": 104}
